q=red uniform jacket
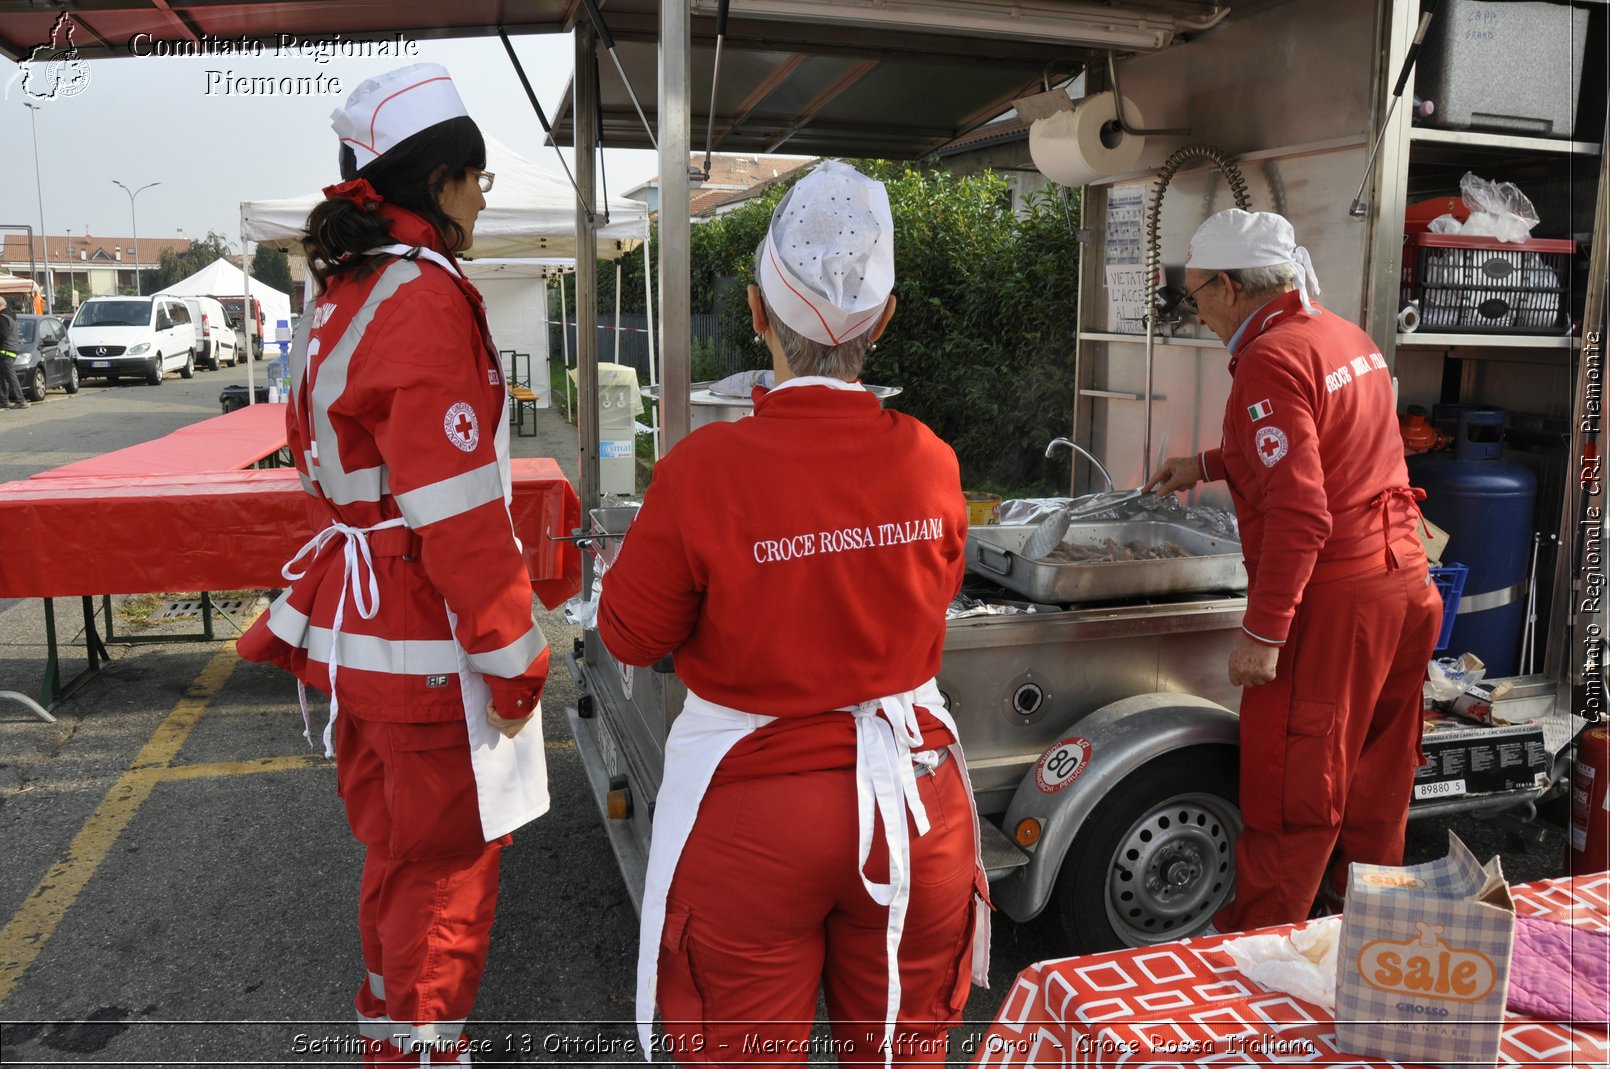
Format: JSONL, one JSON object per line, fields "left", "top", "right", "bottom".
{"left": 597, "top": 381, "right": 966, "bottom": 775}
{"left": 1198, "top": 291, "right": 1418, "bottom": 646}
{"left": 238, "top": 207, "right": 549, "bottom": 721}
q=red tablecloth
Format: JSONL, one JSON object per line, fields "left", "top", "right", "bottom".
{"left": 973, "top": 873, "right": 1609, "bottom": 1067}
{"left": 29, "top": 403, "right": 289, "bottom": 479}
{"left": 0, "top": 458, "right": 581, "bottom": 609}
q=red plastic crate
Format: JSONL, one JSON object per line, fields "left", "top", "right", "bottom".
{"left": 1401, "top": 233, "right": 1575, "bottom": 334}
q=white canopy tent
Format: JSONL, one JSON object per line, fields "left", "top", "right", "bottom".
{"left": 238, "top": 136, "right": 649, "bottom": 261}
{"left": 155, "top": 258, "right": 294, "bottom": 341}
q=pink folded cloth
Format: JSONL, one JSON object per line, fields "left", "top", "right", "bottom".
{"left": 1507, "top": 914, "right": 1610, "bottom": 1030}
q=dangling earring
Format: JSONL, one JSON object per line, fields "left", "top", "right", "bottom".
{"left": 870, "top": 342, "right": 878, "bottom": 351}
{"left": 755, "top": 330, "right": 766, "bottom": 344}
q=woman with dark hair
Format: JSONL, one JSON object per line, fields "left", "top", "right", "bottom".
{"left": 238, "top": 64, "right": 552, "bottom": 1066}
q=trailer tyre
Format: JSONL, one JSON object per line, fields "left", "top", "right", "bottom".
{"left": 1052, "top": 748, "right": 1239, "bottom": 953}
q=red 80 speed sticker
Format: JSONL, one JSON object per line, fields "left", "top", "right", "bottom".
{"left": 1034, "top": 737, "right": 1093, "bottom": 793}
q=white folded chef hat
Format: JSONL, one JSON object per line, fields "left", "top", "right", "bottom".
{"left": 331, "top": 63, "right": 469, "bottom": 171}
{"left": 1186, "top": 209, "right": 1322, "bottom": 314}
{"left": 757, "top": 160, "right": 895, "bottom": 346}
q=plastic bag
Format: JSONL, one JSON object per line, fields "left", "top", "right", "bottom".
{"left": 1458, "top": 172, "right": 1539, "bottom": 244}
{"left": 1427, "top": 213, "right": 1464, "bottom": 234}
{"left": 708, "top": 368, "right": 775, "bottom": 398}
{"left": 1425, "top": 652, "right": 1486, "bottom": 704}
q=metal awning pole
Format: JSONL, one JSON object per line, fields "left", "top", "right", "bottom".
{"left": 558, "top": 273, "right": 573, "bottom": 424}
{"left": 659, "top": 0, "right": 692, "bottom": 450}
{"left": 241, "top": 208, "right": 256, "bottom": 405}
{"left": 643, "top": 216, "right": 660, "bottom": 461}
{"left": 576, "top": 24, "right": 602, "bottom": 601}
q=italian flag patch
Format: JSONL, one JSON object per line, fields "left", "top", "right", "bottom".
{"left": 1247, "top": 399, "right": 1275, "bottom": 422}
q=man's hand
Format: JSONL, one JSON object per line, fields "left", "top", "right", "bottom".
{"left": 486, "top": 700, "right": 531, "bottom": 739}
{"left": 1144, "top": 455, "right": 1204, "bottom": 497}
{"left": 1228, "top": 633, "right": 1280, "bottom": 689}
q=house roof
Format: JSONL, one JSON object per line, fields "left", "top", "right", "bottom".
{"left": 0, "top": 235, "right": 193, "bottom": 266}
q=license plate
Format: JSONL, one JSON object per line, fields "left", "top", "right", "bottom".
{"left": 595, "top": 710, "right": 620, "bottom": 779}
{"left": 93, "top": 361, "right": 109, "bottom": 368}
{"left": 1414, "top": 778, "right": 1466, "bottom": 801}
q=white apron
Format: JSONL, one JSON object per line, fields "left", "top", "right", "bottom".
{"left": 289, "top": 242, "right": 549, "bottom": 842}
{"left": 635, "top": 681, "right": 991, "bottom": 1065}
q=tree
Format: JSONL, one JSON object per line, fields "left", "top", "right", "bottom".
{"left": 252, "top": 245, "right": 292, "bottom": 294}
{"left": 553, "top": 162, "right": 1082, "bottom": 492}
{"left": 146, "top": 230, "right": 234, "bottom": 292}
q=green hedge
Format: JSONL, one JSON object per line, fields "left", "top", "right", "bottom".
{"left": 558, "top": 161, "right": 1081, "bottom": 495}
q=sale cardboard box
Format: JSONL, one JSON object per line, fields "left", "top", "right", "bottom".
{"left": 1413, "top": 716, "right": 1550, "bottom": 802}
{"left": 1334, "top": 832, "right": 1515, "bottom": 1069}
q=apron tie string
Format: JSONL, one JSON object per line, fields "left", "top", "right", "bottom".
{"left": 1368, "top": 486, "right": 1426, "bottom": 571}
{"left": 282, "top": 516, "right": 409, "bottom": 755}
{"left": 847, "top": 692, "right": 931, "bottom": 1069}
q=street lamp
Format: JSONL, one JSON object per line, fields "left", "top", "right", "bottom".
{"left": 111, "top": 179, "right": 160, "bottom": 296}
{"left": 24, "top": 102, "right": 50, "bottom": 313}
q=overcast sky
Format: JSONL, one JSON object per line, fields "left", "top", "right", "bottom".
{"left": 3, "top": 31, "right": 660, "bottom": 251}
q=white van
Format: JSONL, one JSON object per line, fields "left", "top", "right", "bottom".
{"left": 71, "top": 296, "right": 197, "bottom": 385}
{"left": 177, "top": 295, "right": 239, "bottom": 370}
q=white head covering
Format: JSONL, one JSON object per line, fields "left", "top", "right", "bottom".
{"left": 1185, "top": 209, "right": 1322, "bottom": 314}
{"left": 757, "top": 160, "right": 895, "bottom": 347}
{"left": 331, "top": 63, "right": 469, "bottom": 171}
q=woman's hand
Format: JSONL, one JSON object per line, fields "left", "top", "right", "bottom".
{"left": 1144, "top": 455, "right": 1204, "bottom": 497}
{"left": 486, "top": 700, "right": 530, "bottom": 739}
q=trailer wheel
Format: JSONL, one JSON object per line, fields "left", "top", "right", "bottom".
{"left": 1053, "top": 748, "right": 1239, "bottom": 953}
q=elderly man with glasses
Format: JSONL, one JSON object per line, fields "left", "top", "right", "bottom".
{"left": 1146, "top": 209, "right": 1441, "bottom": 934}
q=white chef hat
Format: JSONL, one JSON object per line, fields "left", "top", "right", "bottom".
{"left": 757, "top": 160, "right": 895, "bottom": 347}
{"left": 331, "top": 63, "right": 469, "bottom": 172}
{"left": 1185, "top": 209, "right": 1322, "bottom": 314}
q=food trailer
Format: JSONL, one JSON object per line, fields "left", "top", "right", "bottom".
{"left": 558, "top": 0, "right": 1607, "bottom": 955}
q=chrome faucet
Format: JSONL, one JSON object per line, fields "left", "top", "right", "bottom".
{"left": 1044, "top": 437, "right": 1116, "bottom": 492}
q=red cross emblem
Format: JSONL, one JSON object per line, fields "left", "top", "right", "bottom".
{"left": 1254, "top": 425, "right": 1288, "bottom": 468}
{"left": 443, "top": 401, "right": 479, "bottom": 452}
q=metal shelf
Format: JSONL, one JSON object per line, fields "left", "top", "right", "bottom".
{"left": 1409, "top": 127, "right": 1602, "bottom": 157}
{"left": 1395, "top": 333, "right": 1579, "bottom": 350}
{"left": 1078, "top": 331, "right": 1224, "bottom": 348}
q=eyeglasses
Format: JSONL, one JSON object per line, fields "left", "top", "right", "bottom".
{"left": 1180, "top": 276, "right": 1219, "bottom": 315}
{"left": 473, "top": 170, "right": 495, "bottom": 194}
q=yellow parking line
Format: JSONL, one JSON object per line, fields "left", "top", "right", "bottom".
{"left": 0, "top": 643, "right": 239, "bottom": 1007}
{"left": 152, "top": 754, "right": 331, "bottom": 782}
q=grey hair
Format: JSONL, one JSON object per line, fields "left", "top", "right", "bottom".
{"left": 753, "top": 241, "right": 873, "bottom": 380}
{"left": 1224, "top": 262, "right": 1304, "bottom": 300}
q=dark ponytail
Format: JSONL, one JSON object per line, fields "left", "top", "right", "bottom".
{"left": 304, "top": 115, "right": 486, "bottom": 293}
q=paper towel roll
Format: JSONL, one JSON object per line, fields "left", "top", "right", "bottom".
{"left": 1028, "top": 92, "right": 1148, "bottom": 187}
{"left": 1397, "top": 300, "right": 1421, "bottom": 334}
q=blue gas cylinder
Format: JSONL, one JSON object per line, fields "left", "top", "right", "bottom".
{"left": 1407, "top": 407, "right": 1536, "bottom": 676}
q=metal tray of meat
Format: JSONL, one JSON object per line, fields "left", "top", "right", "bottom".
{"left": 965, "top": 520, "right": 1247, "bottom": 604}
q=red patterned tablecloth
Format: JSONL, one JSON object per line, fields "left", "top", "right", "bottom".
{"left": 973, "top": 873, "right": 1609, "bottom": 1067}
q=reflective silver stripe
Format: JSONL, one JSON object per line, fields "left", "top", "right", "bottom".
{"left": 394, "top": 462, "right": 505, "bottom": 528}
{"left": 264, "top": 595, "right": 311, "bottom": 648}
{"left": 465, "top": 623, "right": 549, "bottom": 678}
{"left": 310, "top": 259, "right": 419, "bottom": 506}
{"left": 297, "top": 470, "right": 317, "bottom": 496}
{"left": 368, "top": 971, "right": 385, "bottom": 1001}
{"left": 1241, "top": 624, "right": 1286, "bottom": 646}
{"left": 1456, "top": 581, "right": 1526, "bottom": 615}
{"left": 358, "top": 1015, "right": 393, "bottom": 1041}
{"left": 305, "top": 627, "right": 462, "bottom": 676}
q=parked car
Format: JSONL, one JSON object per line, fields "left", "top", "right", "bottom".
{"left": 177, "top": 295, "right": 239, "bottom": 369}
{"left": 9, "top": 314, "right": 80, "bottom": 400}
{"left": 214, "top": 294, "right": 264, "bottom": 360}
{"left": 71, "top": 296, "right": 196, "bottom": 385}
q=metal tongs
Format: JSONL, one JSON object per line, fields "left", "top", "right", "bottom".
{"left": 1019, "top": 489, "right": 1147, "bottom": 560}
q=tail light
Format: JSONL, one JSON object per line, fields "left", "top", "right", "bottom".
{"left": 201, "top": 313, "right": 211, "bottom": 338}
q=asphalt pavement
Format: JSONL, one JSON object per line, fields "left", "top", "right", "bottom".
{"left": 0, "top": 365, "right": 1574, "bottom": 1066}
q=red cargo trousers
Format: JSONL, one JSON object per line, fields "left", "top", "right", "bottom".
{"left": 1215, "top": 541, "right": 1442, "bottom": 932}
{"left": 657, "top": 757, "right": 980, "bottom": 1066}
{"left": 336, "top": 711, "right": 508, "bottom": 1066}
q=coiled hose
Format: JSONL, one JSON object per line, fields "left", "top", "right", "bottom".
{"left": 1141, "top": 144, "right": 1251, "bottom": 483}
